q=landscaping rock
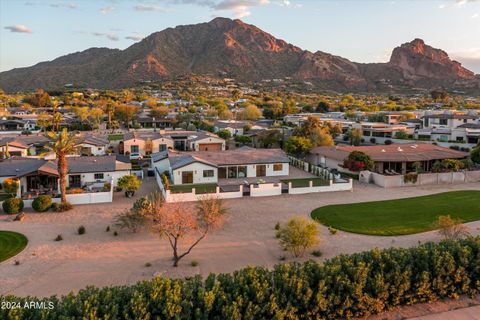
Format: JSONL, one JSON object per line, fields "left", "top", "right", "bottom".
{"left": 13, "top": 212, "right": 25, "bottom": 221}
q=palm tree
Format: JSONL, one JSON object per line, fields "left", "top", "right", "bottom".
{"left": 47, "top": 128, "right": 78, "bottom": 204}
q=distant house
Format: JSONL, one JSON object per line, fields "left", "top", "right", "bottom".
{"left": 0, "top": 138, "right": 29, "bottom": 157}
{"left": 120, "top": 130, "right": 225, "bottom": 156}
{"left": 308, "top": 143, "right": 468, "bottom": 175}
{"left": 0, "top": 135, "right": 52, "bottom": 157}
{"left": 0, "top": 155, "right": 131, "bottom": 198}
{"left": 152, "top": 146, "right": 289, "bottom": 185}
{"left": 0, "top": 119, "right": 36, "bottom": 133}
{"left": 77, "top": 136, "right": 110, "bottom": 156}
{"left": 66, "top": 155, "right": 131, "bottom": 188}
{"left": 416, "top": 112, "right": 480, "bottom": 144}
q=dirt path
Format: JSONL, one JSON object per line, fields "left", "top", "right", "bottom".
{"left": 1, "top": 179, "right": 479, "bottom": 298}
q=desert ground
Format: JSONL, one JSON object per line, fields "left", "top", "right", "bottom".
{"left": 1, "top": 178, "right": 480, "bottom": 299}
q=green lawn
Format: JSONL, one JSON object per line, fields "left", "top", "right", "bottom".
{"left": 281, "top": 178, "right": 330, "bottom": 188}
{"left": 108, "top": 134, "right": 124, "bottom": 141}
{"left": 311, "top": 191, "right": 480, "bottom": 236}
{"left": 0, "top": 231, "right": 28, "bottom": 262}
{"left": 170, "top": 183, "right": 218, "bottom": 194}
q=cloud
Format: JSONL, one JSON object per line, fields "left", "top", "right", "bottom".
{"left": 212, "top": 0, "right": 270, "bottom": 18}
{"left": 4, "top": 25, "right": 33, "bottom": 33}
{"left": 126, "top": 35, "right": 144, "bottom": 41}
{"left": 472, "top": 13, "right": 479, "bottom": 18}
{"left": 275, "top": 0, "right": 302, "bottom": 8}
{"left": 91, "top": 31, "right": 119, "bottom": 41}
{"left": 134, "top": 4, "right": 168, "bottom": 12}
{"left": 438, "top": 4, "right": 446, "bottom": 9}
{"left": 99, "top": 6, "right": 114, "bottom": 14}
{"left": 50, "top": 2, "right": 77, "bottom": 9}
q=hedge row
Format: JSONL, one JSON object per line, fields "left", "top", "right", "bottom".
{"left": 2, "top": 237, "right": 480, "bottom": 319}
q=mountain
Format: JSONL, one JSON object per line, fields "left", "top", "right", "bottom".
{"left": 0, "top": 18, "right": 478, "bottom": 93}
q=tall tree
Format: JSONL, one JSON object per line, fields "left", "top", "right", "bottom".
{"left": 47, "top": 129, "right": 78, "bottom": 205}
{"left": 143, "top": 194, "right": 227, "bottom": 267}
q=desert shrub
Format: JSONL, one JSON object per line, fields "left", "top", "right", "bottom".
{"left": 32, "top": 195, "right": 52, "bottom": 212}
{"left": 52, "top": 202, "right": 73, "bottom": 212}
{"left": 434, "top": 215, "right": 469, "bottom": 240}
{"left": 190, "top": 260, "right": 199, "bottom": 267}
{"left": 77, "top": 226, "right": 86, "bottom": 235}
{"left": 54, "top": 234, "right": 63, "bottom": 241}
{"left": 328, "top": 226, "right": 338, "bottom": 235}
{"left": 3, "top": 238, "right": 480, "bottom": 320}
{"left": 102, "top": 182, "right": 111, "bottom": 192}
{"left": 311, "top": 250, "right": 322, "bottom": 257}
{"left": 113, "top": 231, "right": 118, "bottom": 236}
{"left": 274, "top": 222, "right": 280, "bottom": 230}
{"left": 276, "top": 216, "right": 319, "bottom": 258}
{"left": 2, "top": 198, "right": 24, "bottom": 214}
{"left": 106, "top": 226, "right": 110, "bottom": 232}
{"left": 403, "top": 172, "right": 418, "bottom": 184}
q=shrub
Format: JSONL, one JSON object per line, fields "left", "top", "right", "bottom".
{"left": 434, "top": 215, "right": 469, "bottom": 240}
{"left": 52, "top": 202, "right": 73, "bottom": 212}
{"left": 68, "top": 188, "right": 84, "bottom": 194}
{"left": 2, "top": 238, "right": 480, "bottom": 319}
{"left": 274, "top": 222, "right": 280, "bottom": 231}
{"left": 190, "top": 260, "right": 199, "bottom": 267}
{"left": 403, "top": 172, "right": 418, "bottom": 184}
{"left": 2, "top": 178, "right": 19, "bottom": 197}
{"left": 276, "top": 216, "right": 319, "bottom": 258}
{"left": 106, "top": 226, "right": 110, "bottom": 232}
{"left": 77, "top": 226, "right": 86, "bottom": 235}
{"left": 328, "top": 226, "right": 338, "bottom": 235}
{"left": 102, "top": 182, "right": 111, "bottom": 192}
{"left": 145, "top": 262, "right": 152, "bottom": 267}
{"left": 311, "top": 250, "right": 322, "bottom": 257}
{"left": 32, "top": 195, "right": 52, "bottom": 212}
{"left": 54, "top": 234, "right": 63, "bottom": 241}
{"left": 113, "top": 231, "right": 118, "bottom": 236}
{"left": 343, "top": 151, "right": 374, "bottom": 172}
{"left": 14, "top": 260, "right": 20, "bottom": 266}
{"left": 2, "top": 198, "right": 24, "bottom": 214}
{"left": 117, "top": 175, "right": 141, "bottom": 197}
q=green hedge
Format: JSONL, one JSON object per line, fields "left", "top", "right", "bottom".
{"left": 2, "top": 238, "right": 480, "bottom": 319}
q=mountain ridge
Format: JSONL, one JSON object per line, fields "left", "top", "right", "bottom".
{"left": 1, "top": 17, "right": 478, "bottom": 93}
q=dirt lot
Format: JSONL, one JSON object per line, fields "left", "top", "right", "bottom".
{"left": 1, "top": 178, "right": 479, "bottom": 300}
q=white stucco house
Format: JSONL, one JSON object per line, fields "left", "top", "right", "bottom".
{"left": 152, "top": 146, "right": 289, "bottom": 185}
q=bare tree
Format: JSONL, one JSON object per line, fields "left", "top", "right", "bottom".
{"left": 144, "top": 193, "right": 227, "bottom": 267}
{"left": 434, "top": 215, "right": 469, "bottom": 240}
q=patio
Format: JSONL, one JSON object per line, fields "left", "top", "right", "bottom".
{"left": 218, "top": 166, "right": 315, "bottom": 187}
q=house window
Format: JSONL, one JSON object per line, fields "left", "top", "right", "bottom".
{"left": 203, "top": 170, "right": 214, "bottom": 178}
{"left": 159, "top": 144, "right": 167, "bottom": 152}
{"left": 69, "top": 175, "right": 81, "bottom": 188}
{"left": 273, "top": 164, "right": 283, "bottom": 171}
{"left": 131, "top": 145, "right": 139, "bottom": 153}
{"left": 439, "top": 119, "right": 448, "bottom": 125}
{"left": 98, "top": 147, "right": 102, "bottom": 151}
{"left": 228, "top": 166, "right": 237, "bottom": 178}
{"left": 94, "top": 173, "right": 104, "bottom": 180}
{"left": 238, "top": 166, "right": 247, "bottom": 178}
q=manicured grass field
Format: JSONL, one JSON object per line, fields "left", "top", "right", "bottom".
{"left": 170, "top": 183, "right": 218, "bottom": 194}
{"left": 311, "top": 191, "right": 480, "bottom": 236}
{"left": 281, "top": 178, "right": 329, "bottom": 188}
{"left": 108, "top": 134, "right": 124, "bottom": 141}
{"left": 0, "top": 231, "right": 28, "bottom": 262}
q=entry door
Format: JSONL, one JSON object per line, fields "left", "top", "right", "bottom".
{"left": 182, "top": 171, "right": 193, "bottom": 184}
{"left": 69, "top": 175, "right": 81, "bottom": 188}
{"left": 256, "top": 165, "right": 266, "bottom": 177}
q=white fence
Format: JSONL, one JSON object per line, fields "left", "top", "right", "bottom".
{"left": 360, "top": 170, "right": 480, "bottom": 188}
{"left": 287, "top": 180, "right": 353, "bottom": 194}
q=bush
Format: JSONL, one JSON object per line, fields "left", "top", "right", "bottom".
{"left": 32, "top": 195, "right": 53, "bottom": 212}
{"left": 190, "top": 260, "right": 199, "bottom": 267}
{"left": 2, "top": 178, "right": 19, "bottom": 197}
{"left": 2, "top": 238, "right": 480, "bottom": 319}
{"left": 2, "top": 198, "right": 24, "bottom": 214}
{"left": 276, "top": 216, "right": 319, "bottom": 258}
{"left": 77, "top": 225, "right": 86, "bottom": 235}
{"left": 113, "top": 231, "right": 118, "bottom": 236}
{"left": 54, "top": 234, "right": 63, "bottom": 241}
{"left": 311, "top": 250, "right": 322, "bottom": 257}
{"left": 145, "top": 262, "right": 152, "bottom": 267}
{"left": 52, "top": 202, "right": 73, "bottom": 212}
{"left": 117, "top": 175, "right": 141, "bottom": 197}
{"left": 328, "top": 226, "right": 338, "bottom": 235}
{"left": 102, "top": 182, "right": 111, "bottom": 192}
{"left": 106, "top": 226, "right": 110, "bottom": 232}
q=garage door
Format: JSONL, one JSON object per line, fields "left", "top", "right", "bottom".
{"left": 199, "top": 143, "right": 222, "bottom": 151}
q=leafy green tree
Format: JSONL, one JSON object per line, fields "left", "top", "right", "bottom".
{"left": 257, "top": 129, "right": 281, "bottom": 148}
{"left": 471, "top": 146, "right": 480, "bottom": 164}
{"left": 284, "top": 136, "right": 312, "bottom": 157}
{"left": 117, "top": 175, "right": 142, "bottom": 197}
{"left": 276, "top": 216, "right": 319, "bottom": 258}
{"left": 234, "top": 135, "right": 251, "bottom": 146}
{"left": 2, "top": 178, "right": 19, "bottom": 198}
{"left": 239, "top": 104, "right": 261, "bottom": 120}
{"left": 217, "top": 129, "right": 232, "bottom": 140}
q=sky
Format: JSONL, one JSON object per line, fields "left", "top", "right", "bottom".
{"left": 1, "top": 0, "right": 479, "bottom": 73}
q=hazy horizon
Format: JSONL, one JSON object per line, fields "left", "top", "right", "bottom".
{"left": 1, "top": 0, "right": 479, "bottom": 73}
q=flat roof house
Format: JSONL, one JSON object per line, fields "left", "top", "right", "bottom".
{"left": 309, "top": 143, "right": 468, "bottom": 175}
{"left": 153, "top": 146, "right": 289, "bottom": 185}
